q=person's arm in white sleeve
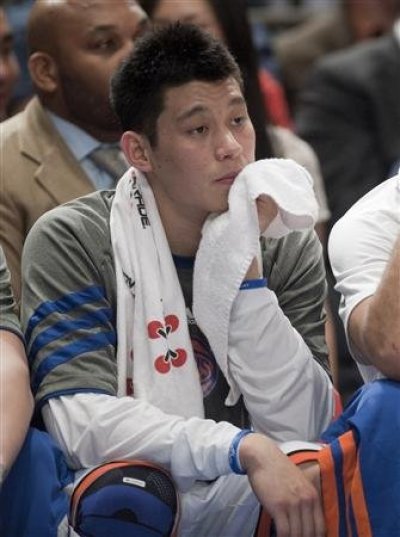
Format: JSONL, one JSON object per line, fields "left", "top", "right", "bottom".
{"left": 346, "top": 235, "right": 400, "bottom": 380}
{"left": 43, "top": 394, "right": 326, "bottom": 536}
{"left": 42, "top": 392, "right": 239, "bottom": 491}
{"left": 226, "top": 197, "right": 333, "bottom": 441}
{"left": 228, "top": 285, "right": 333, "bottom": 442}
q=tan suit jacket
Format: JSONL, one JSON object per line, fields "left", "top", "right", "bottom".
{"left": 0, "top": 97, "right": 95, "bottom": 301}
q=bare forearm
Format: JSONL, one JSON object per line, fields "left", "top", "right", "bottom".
{"left": 239, "top": 433, "right": 325, "bottom": 537}
{"left": 349, "top": 235, "right": 400, "bottom": 378}
{"left": 0, "top": 332, "right": 33, "bottom": 485}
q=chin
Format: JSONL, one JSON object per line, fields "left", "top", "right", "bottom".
{"left": 211, "top": 201, "right": 229, "bottom": 214}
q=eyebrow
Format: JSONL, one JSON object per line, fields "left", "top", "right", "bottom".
{"left": 86, "top": 16, "right": 148, "bottom": 38}
{"left": 87, "top": 25, "right": 117, "bottom": 36}
{"left": 176, "top": 95, "right": 246, "bottom": 123}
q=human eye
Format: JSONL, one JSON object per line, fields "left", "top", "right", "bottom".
{"left": 232, "top": 115, "right": 247, "bottom": 127}
{"left": 187, "top": 125, "right": 208, "bottom": 136}
{"left": 89, "top": 34, "right": 120, "bottom": 55}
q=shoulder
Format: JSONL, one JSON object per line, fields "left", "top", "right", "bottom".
{"left": 329, "top": 175, "right": 400, "bottom": 264}
{"left": 0, "top": 98, "right": 51, "bottom": 174}
{"left": 268, "top": 126, "right": 317, "bottom": 168}
{"left": 275, "top": 7, "right": 349, "bottom": 58}
{"left": 313, "top": 34, "right": 397, "bottom": 83}
{"left": 1, "top": 97, "right": 42, "bottom": 137}
{"left": 25, "top": 190, "right": 114, "bottom": 262}
{"left": 22, "top": 190, "right": 117, "bottom": 320}
{"left": 264, "top": 228, "right": 323, "bottom": 288}
{"left": 0, "top": 108, "right": 26, "bottom": 145}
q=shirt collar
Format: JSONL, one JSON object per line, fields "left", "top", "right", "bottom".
{"left": 46, "top": 110, "right": 100, "bottom": 161}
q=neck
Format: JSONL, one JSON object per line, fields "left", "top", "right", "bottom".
{"left": 153, "top": 196, "right": 205, "bottom": 256}
{"left": 145, "top": 172, "right": 208, "bottom": 256}
{"left": 164, "top": 213, "right": 203, "bottom": 257}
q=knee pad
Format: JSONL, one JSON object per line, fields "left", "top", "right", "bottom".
{"left": 69, "top": 461, "right": 179, "bottom": 537}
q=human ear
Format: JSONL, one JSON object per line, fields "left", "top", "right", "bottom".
{"left": 121, "top": 131, "right": 153, "bottom": 173}
{"left": 28, "top": 52, "right": 58, "bottom": 92}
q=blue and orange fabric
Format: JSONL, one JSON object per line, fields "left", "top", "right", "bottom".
{"left": 255, "top": 379, "right": 400, "bottom": 537}
{"left": 69, "top": 460, "right": 180, "bottom": 537}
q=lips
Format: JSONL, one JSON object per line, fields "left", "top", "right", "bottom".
{"left": 215, "top": 170, "right": 241, "bottom": 185}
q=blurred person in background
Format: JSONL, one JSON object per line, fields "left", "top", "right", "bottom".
{"left": 274, "top": 0, "right": 400, "bottom": 113}
{"left": 296, "top": 2, "right": 400, "bottom": 226}
{"left": 0, "top": 7, "right": 20, "bottom": 121}
{"left": 0, "top": 0, "right": 148, "bottom": 302}
{"left": 4, "top": 0, "right": 34, "bottom": 116}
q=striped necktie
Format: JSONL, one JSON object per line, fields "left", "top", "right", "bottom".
{"left": 88, "top": 145, "right": 128, "bottom": 185}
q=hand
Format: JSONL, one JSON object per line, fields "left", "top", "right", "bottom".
{"left": 256, "top": 195, "right": 278, "bottom": 235}
{"left": 242, "top": 196, "right": 279, "bottom": 280}
{"left": 240, "top": 434, "right": 325, "bottom": 537}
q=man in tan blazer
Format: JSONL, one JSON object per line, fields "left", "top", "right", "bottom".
{"left": 0, "top": 0, "right": 148, "bottom": 301}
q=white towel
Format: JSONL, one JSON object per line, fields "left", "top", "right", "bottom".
{"left": 193, "top": 158, "right": 318, "bottom": 405}
{"left": 110, "top": 168, "right": 204, "bottom": 419}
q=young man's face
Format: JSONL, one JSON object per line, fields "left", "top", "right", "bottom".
{"left": 144, "top": 77, "right": 256, "bottom": 226}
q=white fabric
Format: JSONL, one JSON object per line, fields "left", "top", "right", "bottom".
{"left": 43, "top": 393, "right": 238, "bottom": 492}
{"left": 43, "top": 158, "right": 334, "bottom": 536}
{"left": 193, "top": 158, "right": 318, "bottom": 404}
{"left": 110, "top": 168, "right": 204, "bottom": 418}
{"left": 394, "top": 18, "right": 400, "bottom": 46}
{"left": 62, "top": 475, "right": 260, "bottom": 537}
{"left": 227, "top": 289, "right": 333, "bottom": 440}
{"left": 45, "top": 395, "right": 322, "bottom": 537}
{"left": 280, "top": 440, "right": 322, "bottom": 455}
{"left": 268, "top": 125, "right": 331, "bottom": 223}
{"left": 328, "top": 174, "right": 400, "bottom": 382}
{"left": 43, "top": 281, "right": 333, "bottom": 498}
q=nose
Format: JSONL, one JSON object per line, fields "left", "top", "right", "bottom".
{"left": 215, "top": 129, "right": 242, "bottom": 161}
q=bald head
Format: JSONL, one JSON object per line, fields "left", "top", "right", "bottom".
{"left": 28, "top": 0, "right": 74, "bottom": 55}
{"left": 28, "top": 0, "right": 143, "bottom": 54}
{"left": 27, "top": 0, "right": 148, "bottom": 142}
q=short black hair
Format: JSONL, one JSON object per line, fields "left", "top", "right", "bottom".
{"left": 140, "top": 0, "right": 274, "bottom": 159}
{"left": 110, "top": 22, "right": 243, "bottom": 146}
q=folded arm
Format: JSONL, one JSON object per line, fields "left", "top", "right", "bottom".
{"left": 227, "top": 197, "right": 334, "bottom": 441}
{"left": 347, "top": 236, "right": 400, "bottom": 379}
